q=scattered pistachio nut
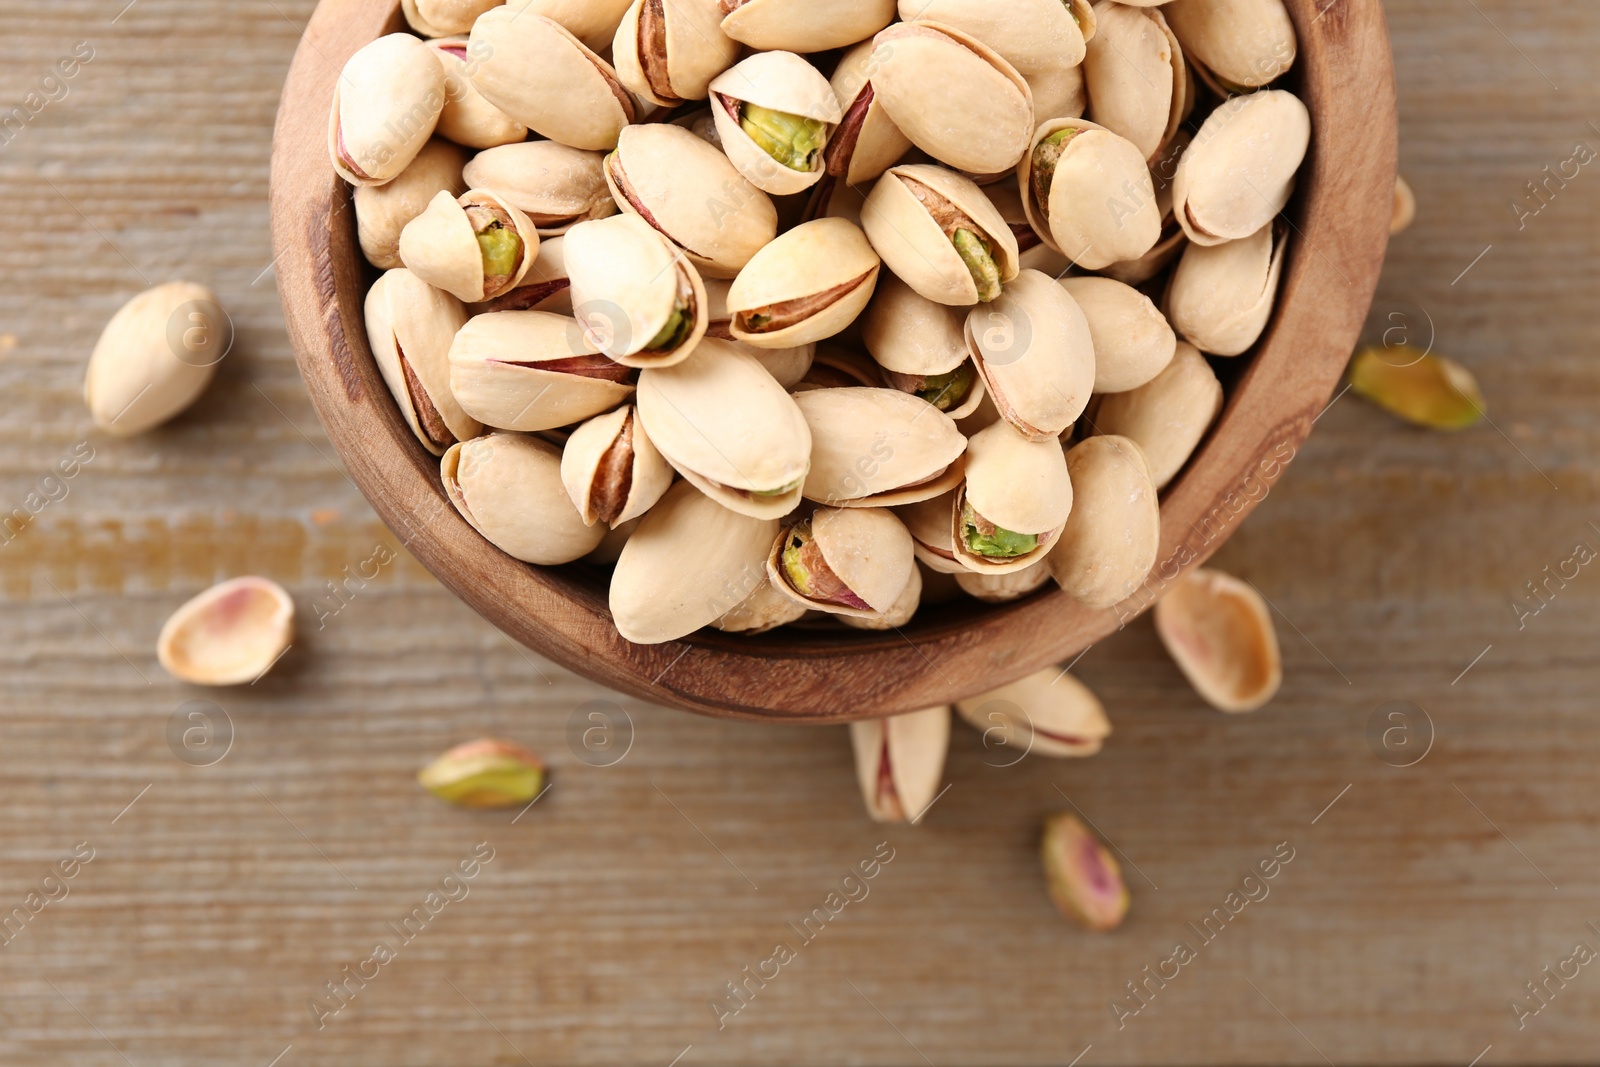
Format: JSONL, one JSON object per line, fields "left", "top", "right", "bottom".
{"left": 849, "top": 705, "right": 950, "bottom": 823}
{"left": 955, "top": 667, "right": 1111, "bottom": 758}
{"left": 1040, "top": 811, "right": 1130, "bottom": 931}
{"left": 85, "top": 282, "right": 231, "bottom": 437}
{"left": 418, "top": 738, "right": 546, "bottom": 809}
{"left": 1154, "top": 567, "right": 1282, "bottom": 713}
{"left": 157, "top": 577, "right": 295, "bottom": 686}
{"left": 1348, "top": 344, "right": 1485, "bottom": 431}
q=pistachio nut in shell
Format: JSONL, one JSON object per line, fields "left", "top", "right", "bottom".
{"left": 399, "top": 188, "right": 539, "bottom": 303}
{"left": 954, "top": 559, "right": 1051, "bottom": 603}
{"left": 896, "top": 490, "right": 965, "bottom": 574}
{"left": 861, "top": 275, "right": 985, "bottom": 419}
{"left": 897, "top": 0, "right": 1094, "bottom": 75}
{"left": 463, "top": 142, "right": 616, "bottom": 236}
{"left": 840, "top": 564, "right": 923, "bottom": 631}
{"left": 402, "top": 0, "right": 501, "bottom": 37}
{"left": 443, "top": 433, "right": 606, "bottom": 565}
{"left": 1049, "top": 435, "right": 1159, "bottom": 609}
{"left": 418, "top": 738, "right": 545, "bottom": 809}
{"left": 964, "top": 269, "right": 1095, "bottom": 441}
{"left": 1093, "top": 342, "right": 1221, "bottom": 488}
{"left": 862, "top": 164, "right": 1019, "bottom": 307}
{"left": 768, "top": 507, "right": 916, "bottom": 619}
{"left": 366, "top": 268, "right": 480, "bottom": 456}
{"left": 565, "top": 213, "right": 709, "bottom": 367}
{"left": 720, "top": 0, "right": 897, "bottom": 54}
{"left": 955, "top": 667, "right": 1111, "bottom": 758}
{"left": 1166, "top": 220, "right": 1286, "bottom": 357}
{"left": 637, "top": 338, "right": 812, "bottom": 519}
{"left": 475, "top": 234, "right": 573, "bottom": 315}
{"left": 356, "top": 138, "right": 469, "bottom": 269}
{"left": 507, "top": 0, "right": 636, "bottom": 51}
{"left": 850, "top": 706, "right": 949, "bottom": 824}
{"left": 1161, "top": 0, "right": 1296, "bottom": 91}
{"left": 428, "top": 37, "right": 528, "bottom": 149}
{"left": 794, "top": 388, "right": 967, "bottom": 507}
{"left": 825, "top": 40, "right": 914, "bottom": 188}
{"left": 85, "top": 282, "right": 230, "bottom": 437}
{"left": 560, "top": 405, "right": 675, "bottom": 528}
{"left": 1172, "top": 89, "right": 1310, "bottom": 246}
{"left": 467, "top": 10, "right": 636, "bottom": 151}
{"left": 1019, "top": 118, "right": 1161, "bottom": 269}
{"left": 1348, "top": 345, "right": 1486, "bottom": 431}
{"left": 605, "top": 123, "right": 778, "bottom": 279}
{"left": 157, "top": 577, "right": 294, "bottom": 687}
{"left": 1041, "top": 812, "right": 1130, "bottom": 930}
{"left": 869, "top": 22, "right": 1034, "bottom": 176}
{"left": 713, "top": 576, "right": 808, "bottom": 634}
{"left": 709, "top": 52, "right": 842, "bottom": 196}
{"left": 725, "top": 217, "right": 880, "bottom": 348}
{"left": 448, "top": 310, "right": 636, "bottom": 432}
{"left": 702, "top": 277, "right": 815, "bottom": 388}
{"left": 329, "top": 33, "right": 446, "bottom": 186}
{"left": 1060, "top": 276, "right": 1176, "bottom": 393}
{"left": 1083, "top": 1, "right": 1187, "bottom": 163}
{"left": 613, "top": 0, "right": 739, "bottom": 107}
{"left": 952, "top": 419, "right": 1073, "bottom": 574}
{"left": 1154, "top": 567, "right": 1282, "bottom": 713}
{"left": 1026, "top": 62, "right": 1088, "bottom": 127}
{"left": 610, "top": 479, "right": 780, "bottom": 644}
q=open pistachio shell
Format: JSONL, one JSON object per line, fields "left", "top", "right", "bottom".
{"left": 955, "top": 667, "right": 1111, "bottom": 758}
{"left": 861, "top": 164, "right": 1020, "bottom": 307}
{"left": 565, "top": 213, "right": 709, "bottom": 367}
{"left": 841, "top": 564, "right": 923, "bottom": 630}
{"left": 951, "top": 419, "right": 1072, "bottom": 574}
{"left": 850, "top": 706, "right": 950, "bottom": 824}
{"left": 366, "top": 268, "right": 480, "bottom": 456}
{"left": 861, "top": 275, "right": 985, "bottom": 419}
{"left": 1060, "top": 276, "right": 1176, "bottom": 393}
{"left": 474, "top": 234, "right": 573, "bottom": 315}
{"left": 955, "top": 559, "right": 1052, "bottom": 603}
{"left": 897, "top": 490, "right": 965, "bottom": 574}
{"left": 1154, "top": 567, "right": 1282, "bottom": 713}
{"left": 399, "top": 188, "right": 539, "bottom": 303}
{"left": 702, "top": 278, "right": 815, "bottom": 388}
{"left": 898, "top": 0, "right": 1093, "bottom": 75}
{"left": 83, "top": 282, "right": 228, "bottom": 437}
{"left": 768, "top": 507, "right": 916, "bottom": 619}
{"left": 964, "top": 269, "right": 1095, "bottom": 440}
{"left": 610, "top": 479, "right": 780, "bottom": 644}
{"left": 1049, "top": 435, "right": 1159, "bottom": 608}
{"left": 1172, "top": 89, "right": 1310, "bottom": 246}
{"left": 709, "top": 52, "right": 843, "bottom": 196}
{"left": 1027, "top": 62, "right": 1089, "bottom": 127}
{"left": 714, "top": 576, "right": 809, "bottom": 634}
{"left": 329, "top": 34, "right": 447, "bottom": 186}
{"left": 721, "top": 0, "right": 897, "bottom": 53}
{"left": 1162, "top": 0, "right": 1296, "bottom": 91}
{"left": 1348, "top": 345, "right": 1486, "bottom": 431}
{"left": 725, "top": 217, "right": 880, "bottom": 348}
{"left": 613, "top": 0, "right": 739, "bottom": 107}
{"left": 606, "top": 123, "right": 778, "bottom": 279}
{"left": 560, "top": 405, "right": 675, "bottom": 528}
{"left": 1083, "top": 1, "right": 1187, "bottom": 163}
{"left": 463, "top": 143, "right": 615, "bottom": 236}
{"left": 444, "top": 433, "right": 606, "bottom": 565}
{"left": 428, "top": 37, "right": 528, "bottom": 149}
{"left": 403, "top": 0, "right": 501, "bottom": 37}
{"left": 157, "top": 577, "right": 295, "bottom": 687}
{"left": 794, "top": 387, "right": 968, "bottom": 507}
{"left": 825, "top": 41, "right": 915, "bottom": 188}
{"left": 508, "top": 0, "right": 636, "bottom": 51}
{"left": 1019, "top": 117, "right": 1161, "bottom": 270}
{"left": 1093, "top": 341, "right": 1222, "bottom": 488}
{"left": 984, "top": 179, "right": 1071, "bottom": 277}
{"left": 467, "top": 10, "right": 636, "bottom": 151}
{"left": 448, "top": 310, "right": 637, "bottom": 431}
{"left": 1166, "top": 220, "right": 1287, "bottom": 357}
{"left": 637, "top": 338, "right": 812, "bottom": 519}
{"left": 869, "top": 22, "right": 1034, "bottom": 176}
{"left": 356, "top": 139, "right": 469, "bottom": 270}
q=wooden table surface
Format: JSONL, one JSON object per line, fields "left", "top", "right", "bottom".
{"left": 2, "top": 2, "right": 1598, "bottom": 1064}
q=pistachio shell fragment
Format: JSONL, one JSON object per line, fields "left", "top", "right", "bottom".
{"left": 709, "top": 51, "right": 842, "bottom": 196}
{"left": 861, "top": 275, "right": 985, "bottom": 418}
{"left": 463, "top": 142, "right": 616, "bottom": 236}
{"left": 1019, "top": 118, "right": 1161, "bottom": 269}
{"left": 399, "top": 188, "right": 539, "bottom": 303}
{"left": 444, "top": 433, "right": 606, "bottom": 564}
{"left": 1041, "top": 811, "right": 1130, "bottom": 931}
{"left": 565, "top": 213, "right": 709, "bottom": 367}
{"left": 366, "top": 268, "right": 481, "bottom": 456}
{"left": 1348, "top": 345, "right": 1485, "bottom": 431}
{"left": 1060, "top": 276, "right": 1176, "bottom": 393}
{"left": 356, "top": 139, "right": 469, "bottom": 269}
{"left": 794, "top": 388, "right": 968, "bottom": 507}
{"left": 428, "top": 37, "right": 529, "bottom": 149}
{"left": 1083, "top": 1, "right": 1187, "bottom": 163}
{"left": 157, "top": 577, "right": 295, "bottom": 686}
{"left": 952, "top": 419, "right": 1073, "bottom": 574}
{"left": 768, "top": 507, "right": 916, "bottom": 619}
{"left": 721, "top": 0, "right": 897, "bottom": 53}
{"left": 329, "top": 33, "right": 447, "bottom": 186}
{"left": 613, "top": 0, "right": 740, "bottom": 107}
{"left": 448, "top": 310, "right": 636, "bottom": 433}
{"left": 561, "top": 405, "right": 675, "bottom": 528}
{"left": 954, "top": 559, "right": 1051, "bottom": 603}
{"left": 850, "top": 705, "right": 950, "bottom": 824}
{"left": 955, "top": 667, "right": 1111, "bottom": 758}
{"left": 1166, "top": 220, "right": 1287, "bottom": 357}
{"left": 840, "top": 564, "right": 924, "bottom": 630}
{"left": 1094, "top": 342, "right": 1221, "bottom": 488}
{"left": 1049, "top": 435, "right": 1159, "bottom": 608}
{"left": 84, "top": 281, "right": 229, "bottom": 437}
{"left": 825, "top": 41, "right": 914, "bottom": 188}
{"left": 725, "top": 218, "right": 880, "bottom": 347}
{"left": 1172, "top": 90, "right": 1310, "bottom": 246}
{"left": 508, "top": 0, "right": 637, "bottom": 51}
{"left": 402, "top": 0, "right": 501, "bottom": 38}
{"left": 714, "top": 576, "right": 809, "bottom": 634}
{"left": 862, "top": 164, "right": 1020, "bottom": 307}
{"left": 1161, "top": 0, "right": 1296, "bottom": 91}
{"left": 1154, "top": 567, "right": 1282, "bottom": 713}
{"left": 964, "top": 270, "right": 1096, "bottom": 440}
{"left": 899, "top": 0, "right": 1092, "bottom": 75}
{"left": 897, "top": 490, "right": 965, "bottom": 573}
{"left": 418, "top": 738, "right": 546, "bottom": 809}
{"left": 1391, "top": 174, "right": 1416, "bottom": 235}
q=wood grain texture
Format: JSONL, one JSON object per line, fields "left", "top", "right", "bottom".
{"left": 3, "top": 1, "right": 1600, "bottom": 1064}
{"left": 270, "top": 0, "right": 1396, "bottom": 722}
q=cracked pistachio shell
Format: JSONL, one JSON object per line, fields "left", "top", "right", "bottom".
{"left": 448, "top": 310, "right": 636, "bottom": 432}
{"left": 1173, "top": 89, "right": 1309, "bottom": 246}
{"left": 862, "top": 164, "right": 1020, "bottom": 308}
{"left": 1154, "top": 567, "right": 1282, "bottom": 713}
{"left": 464, "top": 143, "right": 616, "bottom": 236}
{"left": 952, "top": 419, "right": 1073, "bottom": 574}
{"left": 841, "top": 564, "right": 923, "bottom": 630}
{"left": 507, "top": 0, "right": 635, "bottom": 50}
{"left": 1042, "top": 811, "right": 1130, "bottom": 930}
{"left": 610, "top": 479, "right": 780, "bottom": 644}
{"left": 329, "top": 34, "right": 447, "bottom": 186}
{"left": 869, "top": 22, "right": 1034, "bottom": 176}
{"left": 850, "top": 706, "right": 950, "bottom": 824}
{"left": 702, "top": 278, "right": 815, "bottom": 388}
{"left": 1060, "top": 276, "right": 1176, "bottom": 393}
{"left": 605, "top": 123, "right": 778, "bottom": 279}
{"left": 444, "top": 433, "right": 606, "bottom": 564}
{"left": 1019, "top": 118, "right": 1161, "bottom": 270}
{"left": 565, "top": 213, "right": 709, "bottom": 367}
{"left": 1094, "top": 342, "right": 1221, "bottom": 488}
{"left": 955, "top": 667, "right": 1111, "bottom": 757}
{"left": 1162, "top": 0, "right": 1296, "bottom": 91}
{"left": 714, "top": 576, "right": 809, "bottom": 634}
{"left": 861, "top": 275, "right": 986, "bottom": 420}
{"left": 1050, "top": 435, "right": 1159, "bottom": 608}
{"left": 955, "top": 558, "right": 1052, "bottom": 603}
{"left": 356, "top": 139, "right": 469, "bottom": 270}
{"left": 428, "top": 37, "right": 528, "bottom": 149}
{"left": 1028, "top": 61, "right": 1088, "bottom": 127}
{"left": 560, "top": 405, "right": 675, "bottom": 528}
{"left": 399, "top": 189, "right": 539, "bottom": 303}
{"left": 964, "top": 269, "right": 1095, "bottom": 440}
{"left": 984, "top": 179, "right": 1071, "bottom": 277}
{"left": 403, "top": 0, "right": 500, "bottom": 37}
{"left": 898, "top": 0, "right": 1095, "bottom": 75}
{"left": 84, "top": 282, "right": 227, "bottom": 437}
{"left": 768, "top": 507, "right": 916, "bottom": 619}
{"left": 157, "top": 577, "right": 295, "bottom": 687}
{"left": 613, "top": 0, "right": 739, "bottom": 107}
{"left": 1084, "top": 1, "right": 1187, "bottom": 163}
{"left": 637, "top": 338, "right": 812, "bottom": 519}
{"left": 366, "top": 268, "right": 480, "bottom": 456}
{"left": 721, "top": 0, "right": 897, "bottom": 53}
{"left": 1348, "top": 345, "right": 1485, "bottom": 431}
{"left": 1166, "top": 220, "right": 1286, "bottom": 357}
{"left": 825, "top": 41, "right": 915, "bottom": 188}
{"left": 709, "top": 52, "right": 843, "bottom": 196}
{"left": 467, "top": 10, "right": 636, "bottom": 151}
{"left": 474, "top": 234, "right": 573, "bottom": 315}
{"left": 725, "top": 218, "right": 880, "bottom": 348}
{"left": 795, "top": 388, "right": 967, "bottom": 507}
{"left": 897, "top": 490, "right": 964, "bottom": 574}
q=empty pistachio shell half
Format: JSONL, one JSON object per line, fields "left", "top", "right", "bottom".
{"left": 509, "top": 0, "right": 637, "bottom": 51}
{"left": 709, "top": 52, "right": 842, "bottom": 196}
{"left": 840, "top": 563, "right": 923, "bottom": 630}
{"left": 399, "top": 188, "right": 540, "bottom": 304}
{"left": 1166, "top": 220, "right": 1287, "bottom": 357}
{"left": 899, "top": 0, "right": 1093, "bottom": 74}
{"left": 157, "top": 577, "right": 295, "bottom": 686}
{"left": 1026, "top": 61, "right": 1089, "bottom": 127}
{"left": 964, "top": 269, "right": 1096, "bottom": 441}
{"left": 1154, "top": 567, "right": 1282, "bottom": 713}
{"left": 862, "top": 164, "right": 1019, "bottom": 307}
{"left": 1049, "top": 435, "right": 1159, "bottom": 608}
{"left": 768, "top": 507, "right": 916, "bottom": 619}
{"left": 610, "top": 479, "right": 780, "bottom": 644}
{"left": 463, "top": 142, "right": 616, "bottom": 236}
{"left": 1041, "top": 812, "right": 1130, "bottom": 930}
{"left": 850, "top": 705, "right": 950, "bottom": 823}
{"left": 560, "top": 405, "right": 675, "bottom": 528}
{"left": 402, "top": 0, "right": 501, "bottom": 37}
{"left": 329, "top": 34, "right": 447, "bottom": 186}
{"left": 1348, "top": 345, "right": 1485, "bottom": 431}
{"left": 428, "top": 37, "right": 529, "bottom": 149}
{"left": 862, "top": 274, "right": 985, "bottom": 419}
{"left": 825, "top": 40, "right": 914, "bottom": 188}
{"left": 721, "top": 0, "right": 898, "bottom": 53}
{"left": 356, "top": 139, "right": 469, "bottom": 270}
{"left": 701, "top": 277, "right": 815, "bottom": 387}
{"left": 1019, "top": 118, "right": 1161, "bottom": 270}
{"left": 448, "top": 310, "right": 636, "bottom": 432}
{"left": 1162, "top": 0, "right": 1296, "bottom": 91}
{"left": 896, "top": 490, "right": 965, "bottom": 573}
{"left": 444, "top": 433, "right": 607, "bottom": 564}
{"left": 725, "top": 217, "right": 880, "bottom": 348}
{"left": 954, "top": 559, "right": 1052, "bottom": 603}
{"left": 1060, "top": 276, "right": 1176, "bottom": 393}
{"left": 955, "top": 667, "right": 1111, "bottom": 758}
{"left": 366, "top": 268, "right": 480, "bottom": 456}
{"left": 1083, "top": 1, "right": 1187, "bottom": 163}
{"left": 1173, "top": 89, "right": 1310, "bottom": 246}
{"left": 952, "top": 419, "right": 1073, "bottom": 574}
{"left": 613, "top": 0, "right": 739, "bottom": 107}
{"left": 475, "top": 234, "right": 573, "bottom": 315}
{"left": 1391, "top": 174, "right": 1417, "bottom": 235}
{"left": 869, "top": 22, "right": 1034, "bottom": 176}
{"left": 714, "top": 576, "right": 809, "bottom": 634}
{"left": 794, "top": 387, "right": 968, "bottom": 507}
{"left": 565, "top": 213, "right": 709, "bottom": 367}
{"left": 84, "top": 282, "right": 229, "bottom": 437}
{"left": 1094, "top": 342, "right": 1221, "bottom": 488}
{"left": 418, "top": 738, "right": 546, "bottom": 809}
{"left": 637, "top": 338, "right": 812, "bottom": 519}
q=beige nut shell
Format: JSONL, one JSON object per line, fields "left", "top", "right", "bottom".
{"left": 329, "top": 33, "right": 446, "bottom": 186}
{"left": 1059, "top": 276, "right": 1176, "bottom": 393}
{"left": 1083, "top": 1, "right": 1188, "bottom": 163}
{"left": 896, "top": 490, "right": 965, "bottom": 574}
{"left": 861, "top": 164, "right": 1020, "bottom": 307}
{"left": 564, "top": 213, "right": 709, "bottom": 367}
{"left": 722, "top": 0, "right": 898, "bottom": 53}
{"left": 1162, "top": 0, "right": 1297, "bottom": 90}
{"left": 795, "top": 388, "right": 968, "bottom": 507}
{"left": 851, "top": 706, "right": 950, "bottom": 823}
{"left": 399, "top": 188, "right": 540, "bottom": 303}
{"left": 1018, "top": 118, "right": 1161, "bottom": 270}
{"left": 365, "top": 268, "right": 480, "bottom": 455}
{"left": 1165, "top": 220, "right": 1287, "bottom": 357}
{"left": 560, "top": 405, "right": 676, "bottom": 528}
{"left": 898, "top": 0, "right": 1094, "bottom": 75}
{"left": 1172, "top": 89, "right": 1309, "bottom": 246}
{"left": 428, "top": 37, "right": 529, "bottom": 149}
{"left": 1154, "top": 567, "right": 1282, "bottom": 713}
{"left": 157, "top": 577, "right": 296, "bottom": 687}
{"left": 964, "top": 270, "right": 1095, "bottom": 440}
{"left": 402, "top": 0, "right": 501, "bottom": 38}
{"left": 725, "top": 218, "right": 881, "bottom": 348}
{"left": 448, "top": 310, "right": 636, "bottom": 432}
{"left": 952, "top": 419, "right": 1073, "bottom": 575}
{"left": 709, "top": 51, "right": 842, "bottom": 196}
{"left": 510, "top": 0, "right": 637, "bottom": 51}
{"left": 467, "top": 11, "right": 634, "bottom": 151}
{"left": 1049, "top": 435, "right": 1159, "bottom": 609}
{"left": 826, "top": 40, "right": 915, "bottom": 187}
{"left": 954, "top": 667, "right": 1111, "bottom": 758}
{"left": 768, "top": 507, "right": 916, "bottom": 619}
{"left": 954, "top": 559, "right": 1052, "bottom": 603}
{"left": 1093, "top": 341, "right": 1222, "bottom": 488}
{"left": 463, "top": 142, "right": 616, "bottom": 235}
{"left": 443, "top": 433, "right": 606, "bottom": 565}
{"left": 356, "top": 139, "right": 469, "bottom": 270}
{"left": 84, "top": 281, "right": 228, "bottom": 437}
{"left": 612, "top": 0, "right": 739, "bottom": 107}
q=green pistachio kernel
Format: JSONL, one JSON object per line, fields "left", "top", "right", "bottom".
{"left": 646, "top": 305, "right": 692, "bottom": 352}
{"left": 953, "top": 229, "right": 1002, "bottom": 302}
{"left": 782, "top": 526, "right": 814, "bottom": 595}
{"left": 476, "top": 223, "right": 522, "bottom": 279}
{"left": 962, "top": 504, "right": 1038, "bottom": 559}
{"left": 1031, "top": 127, "right": 1082, "bottom": 212}
{"left": 740, "top": 104, "right": 826, "bottom": 171}
{"left": 917, "top": 363, "right": 977, "bottom": 412}
{"left": 749, "top": 478, "right": 802, "bottom": 499}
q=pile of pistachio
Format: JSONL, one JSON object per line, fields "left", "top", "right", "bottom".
{"left": 336, "top": 0, "right": 1309, "bottom": 644}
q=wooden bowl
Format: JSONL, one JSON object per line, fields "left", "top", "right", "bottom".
{"left": 269, "top": 0, "right": 1396, "bottom": 723}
